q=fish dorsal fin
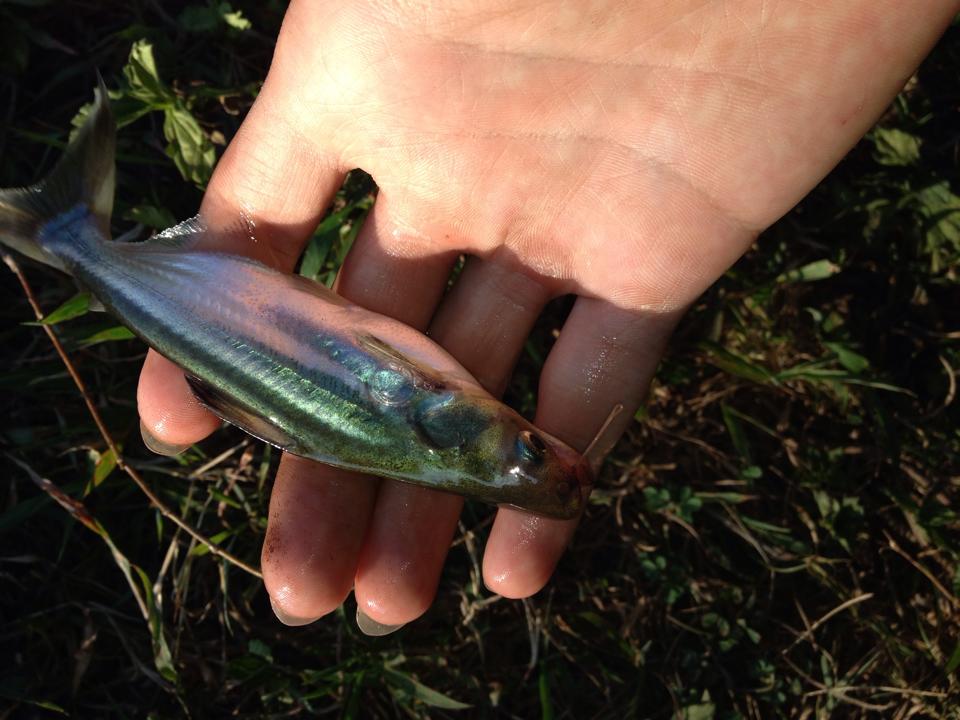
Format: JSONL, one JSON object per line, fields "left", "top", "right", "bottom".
{"left": 145, "top": 215, "right": 207, "bottom": 249}
{"left": 281, "top": 272, "right": 352, "bottom": 307}
{"left": 357, "top": 334, "right": 448, "bottom": 393}
{"left": 142, "top": 215, "right": 251, "bottom": 250}
{"left": 184, "top": 375, "right": 301, "bottom": 453}
{"left": 141, "top": 218, "right": 354, "bottom": 310}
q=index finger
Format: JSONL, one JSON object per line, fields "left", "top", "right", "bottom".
{"left": 137, "top": 78, "right": 345, "bottom": 451}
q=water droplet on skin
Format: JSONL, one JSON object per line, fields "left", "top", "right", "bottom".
{"left": 238, "top": 201, "right": 258, "bottom": 244}
{"left": 515, "top": 515, "right": 543, "bottom": 550}
{"left": 581, "top": 335, "right": 620, "bottom": 401}
{"left": 244, "top": 215, "right": 257, "bottom": 244}
{"left": 274, "top": 583, "right": 294, "bottom": 604}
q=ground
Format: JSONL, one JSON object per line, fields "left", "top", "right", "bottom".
{"left": 0, "top": 3, "right": 958, "bottom": 718}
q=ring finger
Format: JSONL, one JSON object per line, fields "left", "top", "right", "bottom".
{"left": 484, "top": 297, "right": 683, "bottom": 597}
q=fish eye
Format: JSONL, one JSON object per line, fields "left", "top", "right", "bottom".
{"left": 517, "top": 430, "right": 547, "bottom": 463}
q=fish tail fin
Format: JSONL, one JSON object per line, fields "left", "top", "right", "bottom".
{"left": 0, "top": 76, "right": 115, "bottom": 272}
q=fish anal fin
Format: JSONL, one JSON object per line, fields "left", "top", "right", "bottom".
{"left": 185, "top": 375, "right": 300, "bottom": 453}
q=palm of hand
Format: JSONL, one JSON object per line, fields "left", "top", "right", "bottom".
{"left": 265, "top": 1, "right": 917, "bottom": 308}
{"left": 137, "top": 0, "right": 954, "bottom": 628}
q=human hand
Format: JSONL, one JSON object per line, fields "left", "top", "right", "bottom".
{"left": 137, "top": 0, "right": 958, "bottom": 631}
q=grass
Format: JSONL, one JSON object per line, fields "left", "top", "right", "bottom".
{"left": 1, "top": 3, "right": 959, "bottom": 718}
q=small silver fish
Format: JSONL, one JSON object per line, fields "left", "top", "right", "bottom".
{"left": 0, "top": 83, "right": 592, "bottom": 519}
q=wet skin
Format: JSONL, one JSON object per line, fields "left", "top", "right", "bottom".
{"left": 134, "top": 1, "right": 959, "bottom": 628}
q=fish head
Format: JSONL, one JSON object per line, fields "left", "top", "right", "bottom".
{"left": 497, "top": 420, "right": 592, "bottom": 520}
{"left": 479, "top": 406, "right": 593, "bottom": 519}
{"left": 413, "top": 391, "right": 592, "bottom": 519}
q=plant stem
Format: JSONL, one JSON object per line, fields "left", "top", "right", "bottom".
{"left": 3, "top": 252, "right": 263, "bottom": 580}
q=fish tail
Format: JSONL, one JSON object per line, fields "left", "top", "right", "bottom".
{"left": 0, "top": 76, "right": 115, "bottom": 272}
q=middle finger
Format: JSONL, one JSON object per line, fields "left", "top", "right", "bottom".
{"left": 261, "top": 195, "right": 457, "bottom": 624}
{"left": 354, "top": 253, "right": 554, "bottom": 630}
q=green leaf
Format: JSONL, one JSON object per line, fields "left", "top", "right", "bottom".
{"left": 92, "top": 447, "right": 118, "bottom": 488}
{"left": 695, "top": 491, "right": 755, "bottom": 504}
{"left": 179, "top": 3, "right": 251, "bottom": 33}
{"left": 682, "top": 692, "right": 716, "bottom": 720}
{"left": 125, "top": 204, "right": 177, "bottom": 230}
{"left": 699, "top": 342, "right": 778, "bottom": 385}
{"left": 721, "top": 403, "right": 752, "bottom": 464}
{"left": 79, "top": 326, "right": 135, "bottom": 347}
{"left": 0, "top": 695, "right": 68, "bottom": 715}
{"left": 776, "top": 259, "right": 840, "bottom": 284}
{"left": 40, "top": 292, "right": 90, "bottom": 325}
{"left": 123, "top": 39, "right": 171, "bottom": 106}
{"left": 835, "top": 378, "right": 913, "bottom": 395}
{"left": 163, "top": 105, "right": 216, "bottom": 186}
{"left": 132, "top": 564, "right": 177, "bottom": 682}
{"left": 946, "top": 640, "right": 960, "bottom": 675}
{"left": 823, "top": 342, "right": 870, "bottom": 375}
{"left": 190, "top": 528, "right": 236, "bottom": 556}
{"left": 915, "top": 182, "right": 960, "bottom": 273}
{"left": 222, "top": 6, "right": 251, "bottom": 31}
{"left": 179, "top": 5, "right": 220, "bottom": 33}
{"left": 314, "top": 208, "right": 349, "bottom": 236}
{"left": 872, "top": 127, "right": 921, "bottom": 166}
{"left": 71, "top": 93, "right": 154, "bottom": 137}
{"left": 741, "top": 516, "right": 792, "bottom": 536}
{"left": 299, "top": 232, "right": 334, "bottom": 280}
{"left": 538, "top": 664, "right": 555, "bottom": 720}
{"left": 382, "top": 669, "right": 471, "bottom": 710}
{"left": 247, "top": 639, "right": 273, "bottom": 662}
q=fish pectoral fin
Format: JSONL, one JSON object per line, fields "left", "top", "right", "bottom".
{"left": 414, "top": 395, "right": 489, "bottom": 450}
{"left": 357, "top": 334, "right": 447, "bottom": 393}
{"left": 184, "top": 375, "right": 301, "bottom": 453}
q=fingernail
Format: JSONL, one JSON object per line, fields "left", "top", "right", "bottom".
{"left": 270, "top": 598, "right": 319, "bottom": 627}
{"left": 140, "top": 420, "right": 191, "bottom": 457}
{"left": 356, "top": 608, "right": 405, "bottom": 637}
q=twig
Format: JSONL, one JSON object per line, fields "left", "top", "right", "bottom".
{"left": 783, "top": 592, "right": 873, "bottom": 654}
{"left": 8, "top": 452, "right": 150, "bottom": 621}
{"left": 884, "top": 531, "right": 959, "bottom": 610}
{"left": 781, "top": 655, "right": 893, "bottom": 712}
{"left": 4, "top": 252, "right": 262, "bottom": 580}
{"left": 189, "top": 438, "right": 251, "bottom": 479}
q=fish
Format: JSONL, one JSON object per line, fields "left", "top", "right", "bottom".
{"left": 0, "top": 82, "right": 592, "bottom": 520}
